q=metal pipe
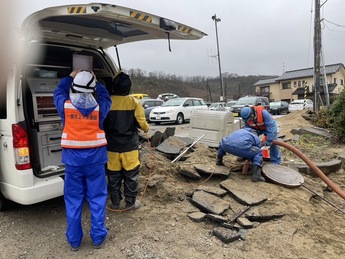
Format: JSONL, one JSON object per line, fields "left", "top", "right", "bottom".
{"left": 300, "top": 182, "right": 345, "bottom": 214}
{"left": 273, "top": 140, "right": 345, "bottom": 200}
{"left": 171, "top": 133, "right": 206, "bottom": 163}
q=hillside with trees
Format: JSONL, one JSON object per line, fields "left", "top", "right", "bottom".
{"left": 127, "top": 68, "right": 277, "bottom": 102}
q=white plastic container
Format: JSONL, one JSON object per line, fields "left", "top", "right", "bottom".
{"left": 189, "top": 110, "right": 241, "bottom": 147}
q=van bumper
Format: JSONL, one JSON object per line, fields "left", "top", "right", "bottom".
{"left": 0, "top": 176, "right": 64, "bottom": 205}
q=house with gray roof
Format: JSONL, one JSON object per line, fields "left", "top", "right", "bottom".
{"left": 254, "top": 63, "right": 345, "bottom": 102}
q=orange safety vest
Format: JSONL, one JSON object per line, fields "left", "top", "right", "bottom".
{"left": 246, "top": 106, "right": 267, "bottom": 131}
{"left": 61, "top": 100, "right": 107, "bottom": 148}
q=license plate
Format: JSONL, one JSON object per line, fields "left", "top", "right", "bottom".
{"left": 232, "top": 113, "right": 238, "bottom": 117}
{"left": 156, "top": 116, "right": 161, "bottom": 120}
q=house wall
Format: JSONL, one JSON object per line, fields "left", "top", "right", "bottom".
{"left": 270, "top": 83, "right": 282, "bottom": 101}
{"left": 254, "top": 65, "right": 345, "bottom": 102}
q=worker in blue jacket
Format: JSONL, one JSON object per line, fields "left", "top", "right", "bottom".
{"left": 216, "top": 128, "right": 265, "bottom": 182}
{"left": 240, "top": 106, "right": 281, "bottom": 164}
{"left": 54, "top": 69, "right": 111, "bottom": 251}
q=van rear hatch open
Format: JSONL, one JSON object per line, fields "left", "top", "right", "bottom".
{"left": 22, "top": 3, "right": 207, "bottom": 49}
{"left": 19, "top": 3, "right": 206, "bottom": 177}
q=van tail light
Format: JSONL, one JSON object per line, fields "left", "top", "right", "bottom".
{"left": 12, "top": 124, "right": 31, "bottom": 170}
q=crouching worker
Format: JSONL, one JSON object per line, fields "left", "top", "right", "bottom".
{"left": 216, "top": 128, "right": 265, "bottom": 182}
{"left": 240, "top": 106, "right": 281, "bottom": 164}
{"left": 54, "top": 69, "right": 111, "bottom": 250}
{"left": 104, "top": 71, "right": 149, "bottom": 211}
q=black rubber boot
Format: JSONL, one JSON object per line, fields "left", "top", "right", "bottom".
{"left": 216, "top": 155, "right": 224, "bottom": 166}
{"left": 107, "top": 169, "right": 124, "bottom": 209}
{"left": 124, "top": 166, "right": 140, "bottom": 210}
{"left": 251, "top": 165, "right": 265, "bottom": 182}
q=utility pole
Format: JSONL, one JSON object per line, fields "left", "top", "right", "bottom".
{"left": 212, "top": 14, "right": 224, "bottom": 102}
{"left": 313, "top": 0, "right": 321, "bottom": 112}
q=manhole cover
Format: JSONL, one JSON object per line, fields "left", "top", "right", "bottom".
{"left": 262, "top": 164, "right": 304, "bottom": 187}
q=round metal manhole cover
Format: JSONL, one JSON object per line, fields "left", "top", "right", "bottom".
{"left": 262, "top": 164, "right": 304, "bottom": 187}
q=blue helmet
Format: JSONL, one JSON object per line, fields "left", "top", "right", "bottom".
{"left": 240, "top": 106, "right": 252, "bottom": 120}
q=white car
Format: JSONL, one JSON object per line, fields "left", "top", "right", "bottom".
{"left": 209, "top": 102, "right": 231, "bottom": 111}
{"left": 288, "top": 99, "right": 314, "bottom": 112}
{"left": 157, "top": 93, "right": 179, "bottom": 102}
{"left": 149, "top": 97, "right": 208, "bottom": 124}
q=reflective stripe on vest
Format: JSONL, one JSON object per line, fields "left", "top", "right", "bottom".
{"left": 61, "top": 100, "right": 107, "bottom": 148}
{"left": 247, "top": 106, "right": 267, "bottom": 131}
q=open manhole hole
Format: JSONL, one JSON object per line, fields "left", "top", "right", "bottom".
{"left": 262, "top": 164, "right": 304, "bottom": 187}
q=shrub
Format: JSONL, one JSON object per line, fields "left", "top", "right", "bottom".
{"left": 328, "top": 89, "right": 345, "bottom": 141}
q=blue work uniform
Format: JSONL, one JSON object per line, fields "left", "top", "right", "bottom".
{"left": 244, "top": 108, "right": 281, "bottom": 164}
{"left": 54, "top": 76, "right": 111, "bottom": 248}
{"left": 218, "top": 128, "right": 263, "bottom": 166}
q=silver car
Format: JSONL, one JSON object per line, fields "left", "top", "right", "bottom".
{"left": 288, "top": 99, "right": 313, "bottom": 112}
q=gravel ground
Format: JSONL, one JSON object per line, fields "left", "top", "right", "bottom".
{"left": 1, "top": 111, "right": 345, "bottom": 259}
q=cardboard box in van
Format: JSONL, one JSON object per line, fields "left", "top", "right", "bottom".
{"left": 0, "top": 3, "right": 206, "bottom": 210}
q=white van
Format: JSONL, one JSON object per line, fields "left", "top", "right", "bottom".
{"left": 0, "top": 3, "right": 206, "bottom": 210}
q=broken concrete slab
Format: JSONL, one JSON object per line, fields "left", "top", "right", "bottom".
{"left": 291, "top": 126, "right": 333, "bottom": 139}
{"left": 222, "top": 195, "right": 248, "bottom": 213}
{"left": 188, "top": 212, "right": 206, "bottom": 222}
{"left": 190, "top": 190, "right": 230, "bottom": 215}
{"left": 179, "top": 137, "right": 195, "bottom": 146}
{"left": 194, "top": 164, "right": 230, "bottom": 177}
{"left": 245, "top": 214, "right": 284, "bottom": 223}
{"left": 156, "top": 141, "right": 181, "bottom": 156}
{"left": 213, "top": 227, "right": 241, "bottom": 244}
{"left": 300, "top": 126, "right": 333, "bottom": 139}
{"left": 205, "top": 214, "right": 229, "bottom": 223}
{"left": 155, "top": 136, "right": 191, "bottom": 156}
{"left": 179, "top": 165, "right": 201, "bottom": 179}
{"left": 237, "top": 217, "right": 254, "bottom": 229}
{"left": 289, "top": 159, "right": 342, "bottom": 177}
{"left": 245, "top": 203, "right": 285, "bottom": 221}
{"left": 228, "top": 206, "right": 251, "bottom": 223}
{"left": 221, "top": 222, "right": 242, "bottom": 231}
{"left": 196, "top": 185, "right": 228, "bottom": 197}
{"left": 220, "top": 179, "right": 268, "bottom": 206}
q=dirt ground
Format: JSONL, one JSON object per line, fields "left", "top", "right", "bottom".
{"left": 1, "top": 110, "right": 345, "bottom": 259}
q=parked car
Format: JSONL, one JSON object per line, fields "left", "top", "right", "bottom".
{"left": 268, "top": 101, "right": 290, "bottom": 115}
{"left": 226, "top": 100, "right": 237, "bottom": 108}
{"left": 209, "top": 102, "right": 231, "bottom": 112}
{"left": 230, "top": 96, "right": 270, "bottom": 117}
{"left": 288, "top": 99, "right": 314, "bottom": 112}
{"left": 139, "top": 99, "right": 164, "bottom": 122}
{"left": 149, "top": 97, "right": 208, "bottom": 124}
{"left": 130, "top": 93, "right": 151, "bottom": 100}
{"left": 157, "top": 93, "right": 179, "bottom": 102}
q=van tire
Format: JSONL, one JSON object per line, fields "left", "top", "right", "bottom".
{"left": 176, "top": 113, "right": 184, "bottom": 124}
{"left": 0, "top": 191, "right": 9, "bottom": 212}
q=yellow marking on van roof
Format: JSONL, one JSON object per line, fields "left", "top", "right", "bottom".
{"left": 67, "top": 6, "right": 87, "bottom": 14}
{"left": 130, "top": 11, "right": 152, "bottom": 23}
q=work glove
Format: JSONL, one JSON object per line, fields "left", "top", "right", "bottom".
{"left": 265, "top": 140, "right": 273, "bottom": 147}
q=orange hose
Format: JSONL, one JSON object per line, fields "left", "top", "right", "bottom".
{"left": 273, "top": 140, "right": 345, "bottom": 200}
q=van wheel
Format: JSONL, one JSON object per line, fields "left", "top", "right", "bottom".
{"left": 176, "top": 113, "right": 184, "bottom": 124}
{"left": 0, "top": 191, "right": 9, "bottom": 212}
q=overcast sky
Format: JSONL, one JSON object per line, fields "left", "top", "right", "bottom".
{"left": 14, "top": 0, "right": 345, "bottom": 78}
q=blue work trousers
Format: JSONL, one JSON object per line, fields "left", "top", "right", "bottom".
{"left": 64, "top": 163, "right": 108, "bottom": 247}
{"left": 218, "top": 144, "right": 262, "bottom": 167}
